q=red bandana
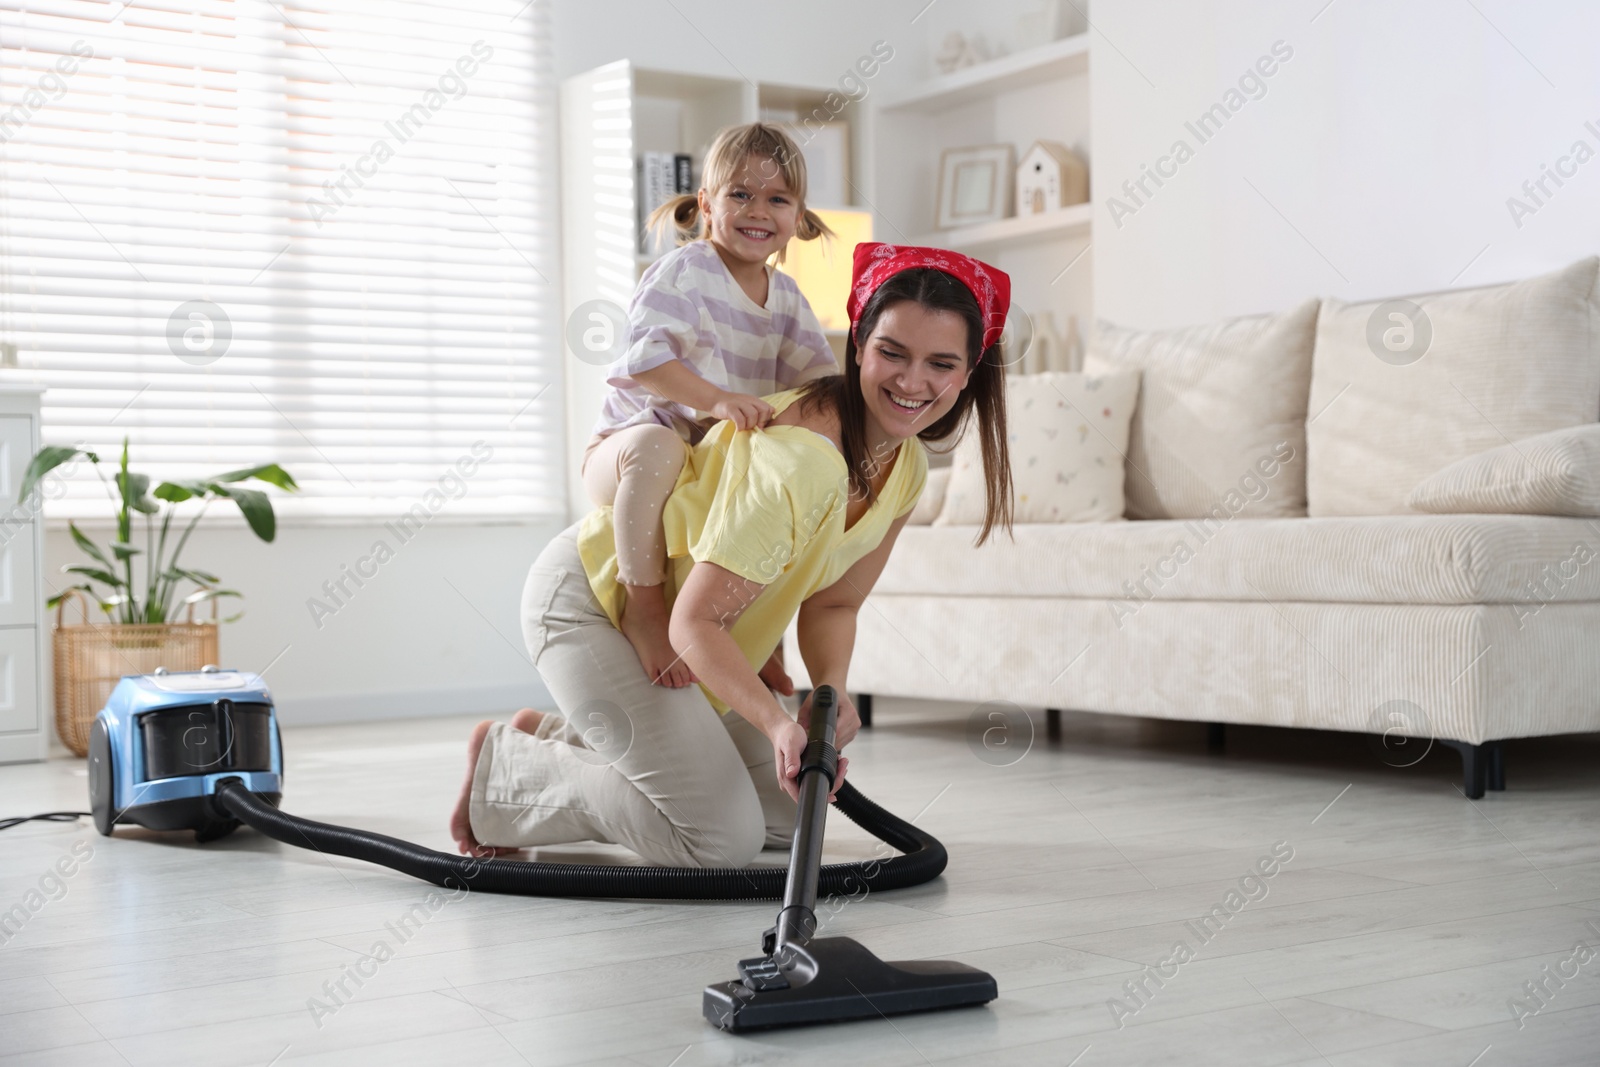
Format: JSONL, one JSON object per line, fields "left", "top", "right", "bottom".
{"left": 846, "top": 242, "right": 1012, "bottom": 354}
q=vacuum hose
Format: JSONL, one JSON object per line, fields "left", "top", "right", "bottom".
{"left": 212, "top": 777, "right": 944, "bottom": 901}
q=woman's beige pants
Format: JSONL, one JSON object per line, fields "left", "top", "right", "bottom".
{"left": 466, "top": 523, "right": 795, "bottom": 867}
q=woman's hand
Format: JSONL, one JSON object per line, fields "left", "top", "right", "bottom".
{"left": 710, "top": 390, "right": 775, "bottom": 431}
{"left": 798, "top": 687, "right": 860, "bottom": 751}
{"left": 769, "top": 716, "right": 850, "bottom": 803}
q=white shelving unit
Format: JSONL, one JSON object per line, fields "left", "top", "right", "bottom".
{"left": 862, "top": 33, "right": 1093, "bottom": 372}
{"left": 912, "top": 200, "right": 1091, "bottom": 252}
{"left": 558, "top": 62, "right": 863, "bottom": 521}
{"left": 877, "top": 33, "right": 1090, "bottom": 113}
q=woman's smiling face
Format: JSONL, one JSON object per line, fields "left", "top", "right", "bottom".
{"left": 855, "top": 301, "right": 974, "bottom": 439}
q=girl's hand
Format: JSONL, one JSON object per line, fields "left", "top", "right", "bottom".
{"left": 769, "top": 718, "right": 850, "bottom": 803}
{"left": 711, "top": 391, "right": 775, "bottom": 432}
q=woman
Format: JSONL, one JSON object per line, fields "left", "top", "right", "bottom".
{"left": 449, "top": 243, "right": 1014, "bottom": 867}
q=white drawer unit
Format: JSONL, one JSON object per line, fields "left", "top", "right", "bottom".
{"left": 0, "top": 386, "right": 48, "bottom": 763}
{"left": 0, "top": 626, "right": 38, "bottom": 736}
{"left": 0, "top": 413, "right": 40, "bottom": 627}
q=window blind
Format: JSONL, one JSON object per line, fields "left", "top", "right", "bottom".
{"left": 0, "top": 0, "right": 563, "bottom": 521}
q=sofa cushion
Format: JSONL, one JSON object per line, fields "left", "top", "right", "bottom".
{"left": 1307, "top": 256, "right": 1600, "bottom": 516}
{"left": 1084, "top": 298, "right": 1318, "bottom": 520}
{"left": 1407, "top": 423, "right": 1600, "bottom": 517}
{"left": 874, "top": 515, "right": 1600, "bottom": 606}
{"left": 935, "top": 370, "right": 1140, "bottom": 525}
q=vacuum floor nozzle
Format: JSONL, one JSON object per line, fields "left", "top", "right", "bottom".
{"left": 702, "top": 936, "right": 997, "bottom": 1031}
{"left": 702, "top": 686, "right": 997, "bottom": 1030}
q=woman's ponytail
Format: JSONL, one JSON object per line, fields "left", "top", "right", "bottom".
{"left": 645, "top": 193, "right": 703, "bottom": 246}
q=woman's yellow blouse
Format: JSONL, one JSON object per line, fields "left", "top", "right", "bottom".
{"left": 577, "top": 387, "right": 928, "bottom": 714}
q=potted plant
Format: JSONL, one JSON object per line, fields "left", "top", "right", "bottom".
{"left": 18, "top": 438, "right": 297, "bottom": 755}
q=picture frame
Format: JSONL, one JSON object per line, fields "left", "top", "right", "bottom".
{"left": 936, "top": 144, "right": 1014, "bottom": 229}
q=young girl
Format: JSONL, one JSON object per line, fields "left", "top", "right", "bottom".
{"left": 583, "top": 123, "right": 838, "bottom": 688}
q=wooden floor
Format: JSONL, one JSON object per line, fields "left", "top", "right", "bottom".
{"left": 2, "top": 701, "right": 1597, "bottom": 1066}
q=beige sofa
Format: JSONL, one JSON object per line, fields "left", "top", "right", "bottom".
{"left": 786, "top": 257, "right": 1600, "bottom": 798}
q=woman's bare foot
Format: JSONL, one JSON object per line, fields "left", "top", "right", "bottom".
{"left": 510, "top": 707, "right": 545, "bottom": 735}
{"left": 449, "top": 720, "right": 520, "bottom": 858}
{"left": 758, "top": 648, "right": 794, "bottom": 695}
{"left": 619, "top": 582, "right": 696, "bottom": 687}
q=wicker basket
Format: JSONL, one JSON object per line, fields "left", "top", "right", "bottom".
{"left": 52, "top": 590, "right": 219, "bottom": 757}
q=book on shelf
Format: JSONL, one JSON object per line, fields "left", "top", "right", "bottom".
{"left": 637, "top": 151, "right": 695, "bottom": 256}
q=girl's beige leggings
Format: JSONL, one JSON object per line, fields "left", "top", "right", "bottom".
{"left": 581, "top": 424, "right": 690, "bottom": 587}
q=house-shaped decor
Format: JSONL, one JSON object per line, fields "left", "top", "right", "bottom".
{"left": 1016, "top": 140, "right": 1088, "bottom": 216}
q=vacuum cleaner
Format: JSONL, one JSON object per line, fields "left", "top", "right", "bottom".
{"left": 83, "top": 667, "right": 998, "bottom": 1030}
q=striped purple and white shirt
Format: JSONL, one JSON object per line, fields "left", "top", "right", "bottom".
{"left": 592, "top": 240, "right": 838, "bottom": 442}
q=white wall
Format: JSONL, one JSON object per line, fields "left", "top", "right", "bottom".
{"left": 552, "top": 0, "right": 911, "bottom": 85}
{"left": 1091, "top": 0, "right": 1600, "bottom": 328}
{"left": 45, "top": 516, "right": 560, "bottom": 728}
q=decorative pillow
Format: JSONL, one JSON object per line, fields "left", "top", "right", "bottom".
{"left": 906, "top": 466, "right": 950, "bottom": 525}
{"left": 1307, "top": 256, "right": 1600, "bottom": 516}
{"left": 1406, "top": 423, "right": 1600, "bottom": 516}
{"left": 935, "top": 370, "right": 1140, "bottom": 525}
{"left": 1084, "top": 299, "right": 1318, "bottom": 520}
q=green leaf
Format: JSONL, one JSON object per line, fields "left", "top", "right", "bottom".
{"left": 216, "top": 485, "right": 275, "bottom": 541}
{"left": 18, "top": 446, "right": 88, "bottom": 505}
{"left": 164, "top": 566, "right": 220, "bottom": 585}
{"left": 63, "top": 564, "right": 124, "bottom": 587}
{"left": 153, "top": 480, "right": 207, "bottom": 503}
{"left": 46, "top": 584, "right": 95, "bottom": 611}
{"left": 67, "top": 521, "right": 115, "bottom": 570}
{"left": 109, "top": 541, "right": 141, "bottom": 561}
{"left": 116, "top": 470, "right": 159, "bottom": 514}
{"left": 220, "top": 610, "right": 244, "bottom": 624}
{"left": 213, "top": 464, "right": 299, "bottom": 492}
{"left": 182, "top": 587, "right": 242, "bottom": 605}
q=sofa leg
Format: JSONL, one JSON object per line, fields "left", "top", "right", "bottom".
{"left": 1045, "top": 707, "right": 1062, "bottom": 741}
{"left": 1206, "top": 722, "right": 1226, "bottom": 752}
{"left": 1442, "top": 740, "right": 1498, "bottom": 799}
{"left": 1487, "top": 742, "right": 1506, "bottom": 791}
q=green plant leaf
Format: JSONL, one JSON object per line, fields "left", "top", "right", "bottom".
{"left": 182, "top": 587, "right": 242, "bottom": 605}
{"left": 153, "top": 480, "right": 207, "bottom": 503}
{"left": 164, "top": 566, "right": 220, "bottom": 585}
{"left": 18, "top": 446, "right": 88, "bottom": 504}
{"left": 63, "top": 564, "right": 124, "bottom": 587}
{"left": 214, "top": 464, "right": 299, "bottom": 492}
{"left": 46, "top": 584, "right": 95, "bottom": 611}
{"left": 116, "top": 470, "right": 159, "bottom": 514}
{"left": 216, "top": 485, "right": 275, "bottom": 541}
{"left": 109, "top": 541, "right": 141, "bottom": 561}
{"left": 66, "top": 521, "right": 115, "bottom": 571}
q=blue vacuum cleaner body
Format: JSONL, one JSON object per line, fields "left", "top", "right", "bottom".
{"left": 88, "top": 667, "right": 282, "bottom": 841}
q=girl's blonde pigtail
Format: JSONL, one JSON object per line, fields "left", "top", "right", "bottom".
{"left": 795, "top": 208, "right": 835, "bottom": 243}
{"left": 645, "top": 193, "right": 703, "bottom": 246}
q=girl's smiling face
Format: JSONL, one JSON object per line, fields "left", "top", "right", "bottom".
{"left": 855, "top": 301, "right": 974, "bottom": 439}
{"left": 699, "top": 153, "right": 800, "bottom": 266}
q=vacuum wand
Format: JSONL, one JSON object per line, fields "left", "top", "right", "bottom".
{"left": 704, "top": 685, "right": 998, "bottom": 1031}
{"left": 772, "top": 685, "right": 838, "bottom": 952}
